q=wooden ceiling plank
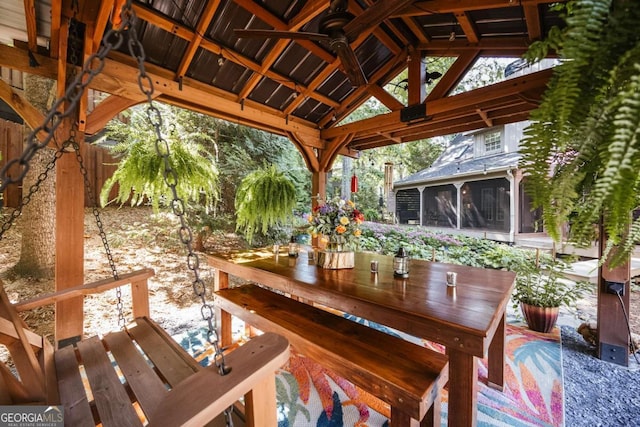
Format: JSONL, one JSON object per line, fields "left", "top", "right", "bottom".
{"left": 175, "top": 0, "right": 221, "bottom": 79}
{"left": 426, "top": 50, "right": 479, "bottom": 101}
{"left": 23, "top": 0, "right": 38, "bottom": 52}
{"left": 523, "top": 3, "right": 542, "bottom": 41}
{"left": 455, "top": 11, "right": 479, "bottom": 44}
{"left": 92, "top": 0, "right": 115, "bottom": 52}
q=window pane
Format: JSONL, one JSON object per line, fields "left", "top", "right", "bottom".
{"left": 423, "top": 185, "right": 457, "bottom": 228}
{"left": 461, "top": 178, "right": 510, "bottom": 231}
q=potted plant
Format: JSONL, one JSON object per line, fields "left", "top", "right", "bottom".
{"left": 235, "top": 164, "right": 297, "bottom": 244}
{"left": 511, "top": 255, "right": 590, "bottom": 333}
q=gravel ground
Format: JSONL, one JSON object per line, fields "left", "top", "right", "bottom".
{"left": 561, "top": 325, "right": 640, "bottom": 427}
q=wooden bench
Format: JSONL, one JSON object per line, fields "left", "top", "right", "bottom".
{"left": 214, "top": 284, "right": 449, "bottom": 426}
{"left": 0, "top": 273, "right": 290, "bottom": 427}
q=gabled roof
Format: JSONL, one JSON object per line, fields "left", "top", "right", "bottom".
{"left": 0, "top": 0, "right": 567, "bottom": 158}
{"left": 395, "top": 133, "right": 520, "bottom": 187}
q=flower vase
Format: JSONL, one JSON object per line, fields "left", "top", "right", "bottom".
{"left": 317, "top": 241, "right": 354, "bottom": 269}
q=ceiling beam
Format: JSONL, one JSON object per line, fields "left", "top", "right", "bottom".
{"left": 132, "top": 3, "right": 338, "bottom": 111}
{"left": 322, "top": 67, "right": 553, "bottom": 140}
{"left": 426, "top": 51, "right": 479, "bottom": 101}
{"left": 396, "top": 0, "right": 561, "bottom": 17}
{"left": 175, "top": 0, "right": 221, "bottom": 79}
{"left": 523, "top": 3, "right": 542, "bottom": 40}
{"left": 0, "top": 77, "right": 45, "bottom": 139}
{"left": 454, "top": 11, "right": 479, "bottom": 43}
{"left": 237, "top": 0, "right": 325, "bottom": 101}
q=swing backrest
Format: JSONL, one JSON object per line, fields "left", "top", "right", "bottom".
{"left": 0, "top": 281, "right": 55, "bottom": 404}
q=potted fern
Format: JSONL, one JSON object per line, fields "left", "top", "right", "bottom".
{"left": 520, "top": 0, "right": 640, "bottom": 266}
{"left": 511, "top": 256, "right": 590, "bottom": 333}
{"left": 235, "top": 164, "right": 297, "bottom": 244}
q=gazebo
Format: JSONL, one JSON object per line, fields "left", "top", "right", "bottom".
{"left": 0, "top": 0, "right": 633, "bottom": 424}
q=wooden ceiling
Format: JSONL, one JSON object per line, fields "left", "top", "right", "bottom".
{"left": 0, "top": 0, "right": 565, "bottom": 169}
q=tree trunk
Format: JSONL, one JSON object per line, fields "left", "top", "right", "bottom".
{"left": 12, "top": 74, "right": 57, "bottom": 278}
{"left": 13, "top": 149, "right": 56, "bottom": 278}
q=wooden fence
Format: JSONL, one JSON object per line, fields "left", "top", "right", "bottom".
{"left": 0, "top": 119, "right": 119, "bottom": 208}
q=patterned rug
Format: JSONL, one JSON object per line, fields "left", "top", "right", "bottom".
{"left": 175, "top": 320, "right": 563, "bottom": 427}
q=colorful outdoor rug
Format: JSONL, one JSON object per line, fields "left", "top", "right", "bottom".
{"left": 175, "top": 320, "right": 563, "bottom": 427}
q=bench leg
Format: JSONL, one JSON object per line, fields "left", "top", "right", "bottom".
{"left": 390, "top": 407, "right": 420, "bottom": 427}
{"left": 420, "top": 393, "right": 441, "bottom": 427}
{"left": 245, "top": 373, "right": 278, "bottom": 427}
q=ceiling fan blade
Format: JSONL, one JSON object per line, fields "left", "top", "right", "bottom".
{"left": 330, "top": 36, "right": 367, "bottom": 87}
{"left": 343, "top": 0, "right": 415, "bottom": 41}
{"left": 234, "top": 29, "right": 329, "bottom": 42}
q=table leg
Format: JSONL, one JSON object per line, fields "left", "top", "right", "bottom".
{"left": 447, "top": 350, "right": 478, "bottom": 427}
{"left": 487, "top": 313, "right": 506, "bottom": 391}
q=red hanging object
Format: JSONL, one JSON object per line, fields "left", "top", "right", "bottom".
{"left": 351, "top": 174, "right": 358, "bottom": 193}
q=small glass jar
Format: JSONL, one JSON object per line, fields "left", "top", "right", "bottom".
{"left": 393, "top": 247, "right": 409, "bottom": 278}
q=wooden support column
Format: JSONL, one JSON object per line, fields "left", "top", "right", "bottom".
{"left": 55, "top": 136, "right": 85, "bottom": 345}
{"left": 311, "top": 170, "right": 326, "bottom": 209}
{"left": 214, "top": 268, "right": 232, "bottom": 348}
{"left": 597, "top": 220, "right": 631, "bottom": 367}
{"left": 54, "top": 18, "right": 84, "bottom": 346}
{"left": 408, "top": 49, "right": 426, "bottom": 106}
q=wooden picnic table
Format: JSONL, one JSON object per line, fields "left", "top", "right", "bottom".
{"left": 208, "top": 250, "right": 515, "bottom": 427}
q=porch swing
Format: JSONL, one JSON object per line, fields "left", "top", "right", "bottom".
{"left": 0, "top": 1, "right": 289, "bottom": 426}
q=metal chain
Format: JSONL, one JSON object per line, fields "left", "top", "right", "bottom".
{"left": 0, "top": 142, "right": 68, "bottom": 240}
{"left": 0, "top": 14, "right": 130, "bottom": 193}
{"left": 123, "top": 3, "right": 234, "bottom": 426}
{"left": 66, "top": 13, "right": 124, "bottom": 328}
{"left": 70, "top": 139, "right": 124, "bottom": 327}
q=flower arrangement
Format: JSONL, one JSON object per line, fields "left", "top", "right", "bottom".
{"left": 308, "top": 196, "right": 364, "bottom": 251}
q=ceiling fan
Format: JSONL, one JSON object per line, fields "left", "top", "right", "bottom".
{"left": 234, "top": 0, "right": 415, "bottom": 87}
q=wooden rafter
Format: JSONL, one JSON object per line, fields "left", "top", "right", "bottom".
{"left": 454, "top": 11, "right": 479, "bottom": 44}
{"left": 175, "top": 0, "right": 221, "bottom": 79}
{"left": 323, "top": 68, "right": 552, "bottom": 141}
{"left": 522, "top": 3, "right": 542, "bottom": 41}
{"left": 92, "top": 0, "right": 114, "bottom": 51}
{"left": 368, "top": 84, "right": 403, "bottom": 111}
{"left": 396, "top": 0, "right": 560, "bottom": 17}
{"left": 426, "top": 51, "right": 479, "bottom": 101}
{"left": 131, "top": 3, "right": 338, "bottom": 112}
{"left": 237, "top": 0, "right": 326, "bottom": 101}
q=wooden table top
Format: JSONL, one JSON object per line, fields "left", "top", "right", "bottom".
{"left": 208, "top": 250, "right": 516, "bottom": 357}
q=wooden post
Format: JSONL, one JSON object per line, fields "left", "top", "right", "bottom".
{"left": 597, "top": 219, "right": 631, "bottom": 366}
{"left": 55, "top": 143, "right": 85, "bottom": 345}
{"left": 214, "top": 269, "right": 232, "bottom": 348}
{"left": 408, "top": 49, "right": 426, "bottom": 106}
{"left": 131, "top": 278, "right": 150, "bottom": 318}
{"left": 54, "top": 17, "right": 86, "bottom": 346}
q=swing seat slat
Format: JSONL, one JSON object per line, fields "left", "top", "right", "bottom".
{"left": 0, "top": 271, "right": 290, "bottom": 427}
